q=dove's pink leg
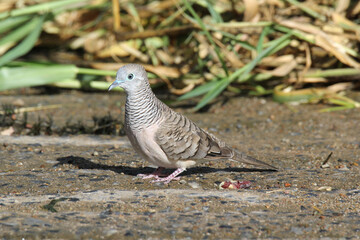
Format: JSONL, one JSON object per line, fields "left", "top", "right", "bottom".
{"left": 151, "top": 168, "right": 185, "bottom": 184}
{"left": 137, "top": 167, "right": 167, "bottom": 179}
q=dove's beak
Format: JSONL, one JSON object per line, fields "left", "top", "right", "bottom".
{"left": 108, "top": 81, "right": 120, "bottom": 91}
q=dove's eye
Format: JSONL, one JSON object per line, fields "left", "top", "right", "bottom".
{"left": 127, "top": 73, "right": 134, "bottom": 80}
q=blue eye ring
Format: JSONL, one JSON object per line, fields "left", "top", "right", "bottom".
{"left": 127, "top": 73, "right": 134, "bottom": 80}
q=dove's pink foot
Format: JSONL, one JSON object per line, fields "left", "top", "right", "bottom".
{"left": 137, "top": 167, "right": 167, "bottom": 179}
{"left": 151, "top": 168, "right": 185, "bottom": 184}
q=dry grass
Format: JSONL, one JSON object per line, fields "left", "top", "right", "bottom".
{"left": 0, "top": 0, "right": 359, "bottom": 111}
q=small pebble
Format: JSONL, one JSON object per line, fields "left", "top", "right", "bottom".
{"left": 92, "top": 151, "right": 99, "bottom": 156}
{"left": 219, "top": 180, "right": 251, "bottom": 189}
{"left": 104, "top": 229, "right": 118, "bottom": 237}
{"left": 179, "top": 180, "right": 187, "bottom": 184}
{"left": 321, "top": 163, "right": 330, "bottom": 168}
{"left": 318, "top": 186, "right": 332, "bottom": 191}
{"left": 188, "top": 181, "right": 200, "bottom": 189}
{"left": 338, "top": 165, "right": 349, "bottom": 171}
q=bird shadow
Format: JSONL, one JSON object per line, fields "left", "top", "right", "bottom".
{"left": 55, "top": 155, "right": 276, "bottom": 177}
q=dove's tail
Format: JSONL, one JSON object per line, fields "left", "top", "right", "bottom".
{"left": 231, "top": 149, "right": 278, "bottom": 170}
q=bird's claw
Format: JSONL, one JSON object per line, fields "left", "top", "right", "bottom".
{"left": 137, "top": 167, "right": 185, "bottom": 184}
{"left": 150, "top": 176, "right": 181, "bottom": 184}
{"left": 137, "top": 167, "right": 166, "bottom": 180}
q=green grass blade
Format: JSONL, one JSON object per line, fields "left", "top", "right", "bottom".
{"left": 0, "top": 0, "right": 90, "bottom": 20}
{"left": 266, "top": 39, "right": 291, "bottom": 56}
{"left": 249, "top": 72, "right": 274, "bottom": 82}
{"left": 0, "top": 65, "right": 78, "bottom": 91}
{"left": 193, "top": 67, "right": 247, "bottom": 110}
{"left": 77, "top": 68, "right": 116, "bottom": 76}
{"left": 327, "top": 98, "right": 355, "bottom": 107}
{"left": 214, "top": 21, "right": 273, "bottom": 28}
{"left": 320, "top": 106, "right": 354, "bottom": 112}
{"left": 178, "top": 80, "right": 219, "bottom": 101}
{"left": 50, "top": 79, "right": 123, "bottom": 91}
{"left": 256, "top": 26, "right": 270, "bottom": 53}
{"left": 0, "top": 16, "right": 39, "bottom": 48}
{"left": 236, "top": 32, "right": 293, "bottom": 83}
{"left": 304, "top": 68, "right": 360, "bottom": 78}
{"left": 285, "top": 0, "right": 326, "bottom": 21}
{"left": 213, "top": 30, "right": 255, "bottom": 51}
{"left": 0, "top": 15, "right": 31, "bottom": 34}
{"left": 5, "top": 61, "right": 61, "bottom": 67}
{"left": 194, "top": 78, "right": 230, "bottom": 111}
{"left": 206, "top": 0, "right": 223, "bottom": 23}
{"left": 274, "top": 24, "right": 315, "bottom": 44}
{"left": 0, "top": 15, "right": 45, "bottom": 67}
{"left": 193, "top": 32, "right": 293, "bottom": 110}
{"left": 182, "top": 12, "right": 256, "bottom": 51}
{"left": 192, "top": 68, "right": 245, "bottom": 110}
{"left": 182, "top": 0, "right": 228, "bottom": 75}
{"left": 249, "top": 85, "right": 273, "bottom": 96}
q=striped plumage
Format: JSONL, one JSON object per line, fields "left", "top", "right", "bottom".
{"left": 124, "top": 75, "right": 162, "bottom": 130}
{"left": 109, "top": 64, "right": 277, "bottom": 183}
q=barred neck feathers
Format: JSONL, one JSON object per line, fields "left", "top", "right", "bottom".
{"left": 125, "top": 83, "right": 165, "bottom": 130}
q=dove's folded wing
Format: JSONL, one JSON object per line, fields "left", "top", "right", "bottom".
{"left": 155, "top": 108, "right": 277, "bottom": 170}
{"left": 154, "top": 111, "right": 234, "bottom": 161}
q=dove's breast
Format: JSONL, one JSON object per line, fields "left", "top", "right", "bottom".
{"left": 125, "top": 123, "right": 170, "bottom": 167}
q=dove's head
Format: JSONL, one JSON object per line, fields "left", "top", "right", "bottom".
{"left": 108, "top": 64, "right": 148, "bottom": 92}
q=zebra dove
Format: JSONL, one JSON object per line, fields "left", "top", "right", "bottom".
{"left": 108, "top": 64, "right": 277, "bottom": 184}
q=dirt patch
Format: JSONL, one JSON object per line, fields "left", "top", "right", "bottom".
{"left": 0, "top": 92, "right": 359, "bottom": 239}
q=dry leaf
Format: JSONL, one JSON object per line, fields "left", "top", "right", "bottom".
{"left": 145, "top": 64, "right": 181, "bottom": 79}
{"left": 262, "top": 59, "right": 297, "bottom": 76}
{"left": 97, "top": 43, "right": 130, "bottom": 57}
{"left": 326, "top": 82, "right": 353, "bottom": 93}
{"left": 90, "top": 63, "right": 181, "bottom": 78}
{"left": 335, "top": 0, "right": 350, "bottom": 13}
{"left": 169, "top": 83, "right": 195, "bottom": 95}
{"left": 0, "top": 0, "right": 16, "bottom": 12}
{"left": 261, "top": 55, "right": 295, "bottom": 67}
{"left": 70, "top": 30, "right": 106, "bottom": 50}
{"left": 350, "top": 1, "right": 360, "bottom": 16}
{"left": 243, "top": 0, "right": 259, "bottom": 22}
{"left": 288, "top": 77, "right": 327, "bottom": 83}
{"left": 97, "top": 40, "right": 148, "bottom": 62}
{"left": 280, "top": 20, "right": 360, "bottom": 68}
{"left": 155, "top": 49, "right": 174, "bottom": 65}
{"left": 315, "top": 34, "right": 360, "bottom": 68}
